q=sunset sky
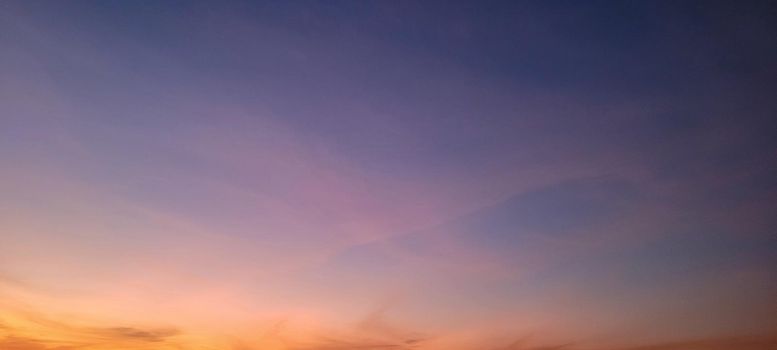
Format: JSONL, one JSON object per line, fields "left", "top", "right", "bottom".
{"left": 1, "top": 1, "right": 776, "bottom": 349}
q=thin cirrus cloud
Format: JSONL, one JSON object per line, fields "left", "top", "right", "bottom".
{"left": 1, "top": 1, "right": 776, "bottom": 349}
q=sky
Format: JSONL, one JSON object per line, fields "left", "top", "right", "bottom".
{"left": 1, "top": 1, "right": 776, "bottom": 349}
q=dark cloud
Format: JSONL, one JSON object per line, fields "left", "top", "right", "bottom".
{"left": 96, "top": 327, "right": 180, "bottom": 342}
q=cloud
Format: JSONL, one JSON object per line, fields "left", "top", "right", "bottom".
{"left": 0, "top": 302, "right": 182, "bottom": 350}
{"left": 324, "top": 176, "right": 642, "bottom": 279}
{"left": 91, "top": 327, "right": 180, "bottom": 343}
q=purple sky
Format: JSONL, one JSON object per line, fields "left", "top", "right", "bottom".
{"left": 1, "top": 1, "right": 776, "bottom": 349}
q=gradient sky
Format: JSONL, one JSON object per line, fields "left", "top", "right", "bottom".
{"left": 1, "top": 1, "right": 776, "bottom": 349}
